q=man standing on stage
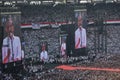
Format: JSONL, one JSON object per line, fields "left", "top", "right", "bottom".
{"left": 40, "top": 44, "right": 48, "bottom": 63}
{"left": 61, "top": 39, "right": 66, "bottom": 58}
{"left": 75, "top": 16, "right": 87, "bottom": 56}
{"left": 2, "top": 18, "right": 22, "bottom": 64}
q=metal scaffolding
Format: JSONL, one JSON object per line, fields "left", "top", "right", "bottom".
{"left": 86, "top": 23, "right": 107, "bottom": 54}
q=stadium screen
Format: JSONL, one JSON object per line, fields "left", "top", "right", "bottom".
{"left": 1, "top": 13, "right": 22, "bottom": 64}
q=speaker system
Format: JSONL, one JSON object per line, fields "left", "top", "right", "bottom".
{"left": 0, "top": 26, "right": 3, "bottom": 48}
{"left": 0, "top": 26, "right": 4, "bottom": 67}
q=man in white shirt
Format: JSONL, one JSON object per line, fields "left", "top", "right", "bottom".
{"left": 75, "top": 16, "right": 87, "bottom": 56}
{"left": 61, "top": 40, "right": 66, "bottom": 58}
{"left": 40, "top": 45, "right": 48, "bottom": 63}
{"left": 2, "top": 19, "right": 22, "bottom": 64}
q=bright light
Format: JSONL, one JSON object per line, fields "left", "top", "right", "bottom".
{"left": 30, "top": 1, "right": 41, "bottom": 5}
{"left": 79, "top": 0, "right": 91, "bottom": 3}
{"left": 4, "top": 1, "right": 12, "bottom": 5}
{"left": 55, "top": 1, "right": 62, "bottom": 4}
{"left": 42, "top": 1, "right": 54, "bottom": 3}
{"left": 80, "top": 1, "right": 87, "bottom": 3}
{"left": 0, "top": 1, "right": 2, "bottom": 4}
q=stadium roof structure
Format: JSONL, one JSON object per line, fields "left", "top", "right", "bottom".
{"left": 0, "top": 0, "right": 120, "bottom": 6}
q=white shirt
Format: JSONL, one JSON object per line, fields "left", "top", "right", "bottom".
{"left": 61, "top": 42, "right": 66, "bottom": 55}
{"left": 75, "top": 27, "right": 86, "bottom": 49}
{"left": 40, "top": 50, "right": 48, "bottom": 61}
{"left": 2, "top": 35, "right": 22, "bottom": 64}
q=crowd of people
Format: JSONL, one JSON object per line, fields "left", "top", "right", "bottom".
{"left": 107, "top": 25, "right": 120, "bottom": 54}
{"left": 21, "top": 28, "right": 60, "bottom": 60}
{"left": 20, "top": 5, "right": 74, "bottom": 24}
{"left": 1, "top": 53, "right": 120, "bottom": 80}
{"left": 87, "top": 25, "right": 120, "bottom": 54}
{"left": 20, "top": 3, "right": 120, "bottom": 25}
{"left": 1, "top": 3, "right": 120, "bottom": 80}
{"left": 87, "top": 3, "right": 120, "bottom": 21}
{"left": 22, "top": 22, "right": 120, "bottom": 60}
